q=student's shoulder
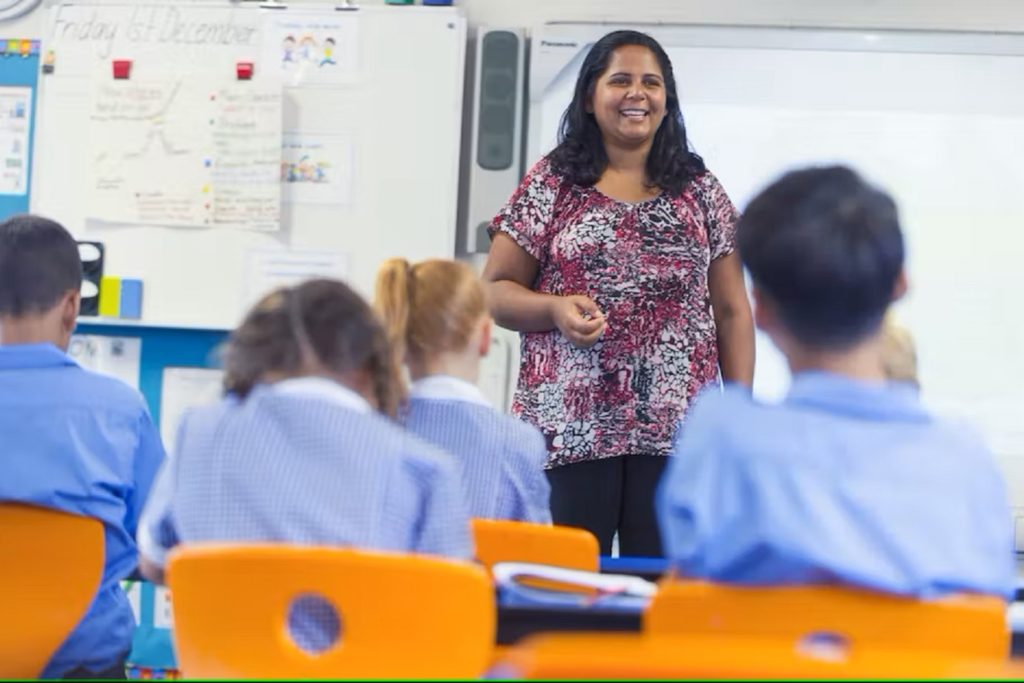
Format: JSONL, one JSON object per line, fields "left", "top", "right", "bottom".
{"left": 175, "top": 396, "right": 235, "bottom": 433}
{"left": 675, "top": 384, "right": 771, "bottom": 460}
{"left": 684, "top": 383, "right": 761, "bottom": 433}
{"left": 500, "top": 414, "right": 548, "bottom": 466}
{"left": 927, "top": 412, "right": 998, "bottom": 463}
{"left": 70, "top": 366, "right": 151, "bottom": 416}
{"left": 393, "top": 428, "right": 460, "bottom": 482}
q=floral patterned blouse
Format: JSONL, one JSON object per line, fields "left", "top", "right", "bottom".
{"left": 489, "top": 157, "right": 738, "bottom": 468}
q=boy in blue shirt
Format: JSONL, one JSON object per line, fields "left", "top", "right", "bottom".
{"left": 657, "top": 167, "right": 1015, "bottom": 599}
{"left": 0, "top": 215, "right": 165, "bottom": 678}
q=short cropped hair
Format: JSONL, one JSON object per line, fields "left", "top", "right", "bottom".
{"left": 0, "top": 214, "right": 82, "bottom": 316}
{"left": 738, "top": 166, "right": 904, "bottom": 348}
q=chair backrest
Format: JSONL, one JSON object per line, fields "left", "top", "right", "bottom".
{"left": 497, "top": 632, "right": 1024, "bottom": 679}
{"left": 644, "top": 579, "right": 1009, "bottom": 659}
{"left": 167, "top": 544, "right": 496, "bottom": 678}
{"left": 471, "top": 519, "right": 599, "bottom": 572}
{"left": 0, "top": 503, "right": 104, "bottom": 677}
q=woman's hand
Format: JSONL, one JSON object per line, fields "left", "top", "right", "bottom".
{"left": 551, "top": 295, "right": 607, "bottom": 349}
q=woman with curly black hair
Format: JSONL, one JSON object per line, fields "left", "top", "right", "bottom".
{"left": 483, "top": 30, "right": 754, "bottom": 557}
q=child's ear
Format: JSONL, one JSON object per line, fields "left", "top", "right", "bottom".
{"left": 477, "top": 316, "right": 492, "bottom": 358}
{"left": 61, "top": 289, "right": 80, "bottom": 331}
{"left": 56, "top": 289, "right": 81, "bottom": 350}
{"left": 891, "top": 269, "right": 909, "bottom": 302}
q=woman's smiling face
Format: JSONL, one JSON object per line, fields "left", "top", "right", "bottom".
{"left": 587, "top": 44, "right": 667, "bottom": 149}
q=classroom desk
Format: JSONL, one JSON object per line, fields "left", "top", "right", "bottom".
{"left": 500, "top": 603, "right": 1024, "bottom": 656}
{"left": 500, "top": 574, "right": 1024, "bottom": 657}
{"left": 497, "top": 604, "right": 642, "bottom": 646}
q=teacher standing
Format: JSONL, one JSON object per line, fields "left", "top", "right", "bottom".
{"left": 482, "top": 30, "right": 754, "bottom": 557}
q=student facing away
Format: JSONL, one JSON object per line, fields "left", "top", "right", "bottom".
{"left": 0, "top": 215, "right": 166, "bottom": 678}
{"left": 375, "top": 258, "right": 551, "bottom": 523}
{"left": 656, "top": 166, "right": 1015, "bottom": 599}
{"left": 138, "top": 279, "right": 473, "bottom": 649}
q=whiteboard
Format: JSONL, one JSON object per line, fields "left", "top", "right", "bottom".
{"left": 31, "top": 2, "right": 466, "bottom": 328}
{"left": 527, "top": 24, "right": 1024, "bottom": 500}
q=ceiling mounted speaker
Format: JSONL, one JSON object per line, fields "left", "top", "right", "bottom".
{"left": 460, "top": 27, "right": 526, "bottom": 255}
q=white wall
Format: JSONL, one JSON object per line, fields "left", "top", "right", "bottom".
{"left": 455, "top": 0, "right": 1024, "bottom": 33}
{"left": 8, "top": 1, "right": 1023, "bottom": 42}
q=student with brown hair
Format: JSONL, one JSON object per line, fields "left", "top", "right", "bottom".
{"left": 138, "top": 279, "right": 472, "bottom": 648}
{"left": 375, "top": 258, "right": 551, "bottom": 523}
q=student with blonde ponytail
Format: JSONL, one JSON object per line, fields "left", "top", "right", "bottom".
{"left": 137, "top": 279, "right": 472, "bottom": 648}
{"left": 376, "top": 258, "right": 551, "bottom": 523}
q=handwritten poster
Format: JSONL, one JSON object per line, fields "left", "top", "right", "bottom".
{"left": 263, "top": 13, "right": 359, "bottom": 87}
{"left": 87, "top": 78, "right": 282, "bottom": 230}
{"left": 281, "top": 132, "right": 353, "bottom": 205}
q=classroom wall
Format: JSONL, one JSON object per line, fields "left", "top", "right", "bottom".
{"left": 454, "top": 0, "right": 1024, "bottom": 33}
{"left": 11, "top": 0, "right": 1024, "bottom": 38}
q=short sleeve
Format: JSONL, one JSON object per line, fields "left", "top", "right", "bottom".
{"left": 696, "top": 171, "right": 739, "bottom": 262}
{"left": 488, "top": 157, "right": 562, "bottom": 262}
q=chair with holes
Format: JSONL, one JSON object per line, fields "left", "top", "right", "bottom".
{"left": 471, "top": 519, "right": 600, "bottom": 573}
{"left": 167, "top": 544, "right": 496, "bottom": 678}
{"left": 0, "top": 503, "right": 105, "bottom": 677}
{"left": 644, "top": 579, "right": 1010, "bottom": 659}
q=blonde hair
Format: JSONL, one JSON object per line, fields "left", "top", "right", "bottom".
{"left": 374, "top": 258, "right": 487, "bottom": 364}
{"left": 222, "top": 279, "right": 404, "bottom": 417}
{"left": 880, "top": 314, "right": 919, "bottom": 387}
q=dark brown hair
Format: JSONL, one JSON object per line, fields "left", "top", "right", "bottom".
{"left": 223, "top": 279, "right": 403, "bottom": 417}
{"left": 0, "top": 214, "right": 81, "bottom": 316}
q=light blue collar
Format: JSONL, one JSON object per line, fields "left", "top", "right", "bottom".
{"left": 409, "top": 375, "right": 490, "bottom": 408}
{"left": 0, "top": 343, "right": 77, "bottom": 370}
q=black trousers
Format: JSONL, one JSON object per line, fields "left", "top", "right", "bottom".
{"left": 546, "top": 454, "right": 669, "bottom": 558}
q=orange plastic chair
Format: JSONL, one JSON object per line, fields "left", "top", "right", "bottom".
{"left": 167, "top": 544, "right": 496, "bottom": 678}
{"left": 0, "top": 503, "right": 104, "bottom": 677}
{"left": 644, "top": 579, "right": 1009, "bottom": 659}
{"left": 497, "top": 632, "right": 1024, "bottom": 679}
{"left": 471, "top": 519, "right": 599, "bottom": 573}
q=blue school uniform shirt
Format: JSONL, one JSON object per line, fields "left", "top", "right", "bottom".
{"left": 0, "top": 343, "right": 165, "bottom": 678}
{"left": 403, "top": 375, "right": 551, "bottom": 523}
{"left": 657, "top": 371, "right": 1016, "bottom": 600}
{"left": 139, "top": 377, "right": 474, "bottom": 649}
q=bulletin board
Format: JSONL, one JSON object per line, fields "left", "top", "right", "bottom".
{"left": 0, "top": 38, "right": 39, "bottom": 219}
{"left": 31, "top": 2, "right": 467, "bottom": 328}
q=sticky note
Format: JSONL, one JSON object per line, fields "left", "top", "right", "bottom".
{"left": 120, "top": 279, "right": 143, "bottom": 319}
{"left": 98, "top": 276, "right": 121, "bottom": 317}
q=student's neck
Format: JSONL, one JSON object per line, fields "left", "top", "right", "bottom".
{"left": 786, "top": 338, "right": 887, "bottom": 383}
{"left": 0, "top": 316, "right": 64, "bottom": 348}
{"left": 407, "top": 351, "right": 480, "bottom": 385}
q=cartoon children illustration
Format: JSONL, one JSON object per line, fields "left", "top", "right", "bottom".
{"left": 299, "top": 35, "right": 318, "bottom": 63}
{"left": 320, "top": 37, "right": 337, "bottom": 67}
{"left": 282, "top": 35, "right": 296, "bottom": 64}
